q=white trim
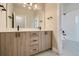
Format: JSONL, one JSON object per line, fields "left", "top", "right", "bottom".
{"left": 53, "top": 47, "right": 58, "bottom": 54}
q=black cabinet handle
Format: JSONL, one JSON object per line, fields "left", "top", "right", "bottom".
{"left": 18, "top": 33, "right": 20, "bottom": 37}
{"left": 15, "top": 33, "right": 17, "bottom": 38}
{"left": 33, "top": 40, "right": 37, "bottom": 42}
{"left": 33, "top": 48, "right": 37, "bottom": 51}
{"left": 15, "top": 33, "right": 20, "bottom": 38}
{"left": 45, "top": 32, "right": 48, "bottom": 35}
{"left": 33, "top": 33, "right": 37, "bottom": 35}
{"left": 32, "top": 33, "right": 38, "bottom": 36}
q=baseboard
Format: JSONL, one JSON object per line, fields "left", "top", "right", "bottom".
{"left": 53, "top": 47, "right": 59, "bottom": 55}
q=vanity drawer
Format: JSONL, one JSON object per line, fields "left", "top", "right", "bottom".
{"left": 30, "top": 41, "right": 38, "bottom": 46}
{"left": 30, "top": 45, "right": 38, "bottom": 54}
{"left": 30, "top": 32, "right": 39, "bottom": 38}
{"left": 31, "top": 37, "right": 39, "bottom": 45}
{"left": 31, "top": 37, "right": 38, "bottom": 42}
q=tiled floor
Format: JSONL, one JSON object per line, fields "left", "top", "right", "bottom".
{"left": 34, "top": 40, "right": 79, "bottom": 56}
{"left": 62, "top": 40, "right": 79, "bottom": 56}
{"left": 34, "top": 50, "right": 57, "bottom": 56}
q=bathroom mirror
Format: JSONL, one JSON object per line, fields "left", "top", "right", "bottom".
{"left": 6, "top": 3, "right": 45, "bottom": 29}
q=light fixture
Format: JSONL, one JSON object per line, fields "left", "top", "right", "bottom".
{"left": 22, "top": 3, "right": 39, "bottom": 10}
{"left": 24, "top": 3, "right": 26, "bottom": 4}
{"left": 26, "top": 3, "right": 32, "bottom": 6}
{"left": 34, "top": 4, "right": 38, "bottom": 9}
{"left": 28, "top": 6, "right": 31, "bottom": 10}
{"left": 0, "top": 5, "right": 6, "bottom": 11}
{"left": 33, "top": 4, "right": 39, "bottom": 10}
{"left": 23, "top": 4, "right": 26, "bottom": 7}
{"left": 30, "top": 3, "right": 32, "bottom": 6}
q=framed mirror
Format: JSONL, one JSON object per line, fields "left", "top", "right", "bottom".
{"left": 6, "top": 3, "right": 45, "bottom": 29}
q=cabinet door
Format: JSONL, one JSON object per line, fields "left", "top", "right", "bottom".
{"left": 25, "top": 32, "right": 30, "bottom": 55}
{"left": 13, "top": 32, "right": 18, "bottom": 56}
{"left": 6, "top": 33, "right": 12, "bottom": 56}
{"left": 45, "top": 31, "right": 52, "bottom": 50}
{"left": 39, "top": 31, "right": 46, "bottom": 51}
{"left": 0, "top": 33, "right": 6, "bottom": 56}
{"left": 17, "top": 32, "right": 30, "bottom": 56}
{"left": 19, "top": 32, "right": 24, "bottom": 56}
{"left": 20, "top": 32, "right": 30, "bottom": 56}
{"left": 39, "top": 31, "right": 52, "bottom": 52}
{"left": 0, "top": 33, "right": 17, "bottom": 56}
{"left": 38, "top": 32, "right": 42, "bottom": 52}
{"left": 10, "top": 32, "right": 17, "bottom": 56}
{"left": 17, "top": 32, "right": 21, "bottom": 56}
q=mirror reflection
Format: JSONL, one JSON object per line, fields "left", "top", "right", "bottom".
{"left": 7, "top": 3, "right": 45, "bottom": 28}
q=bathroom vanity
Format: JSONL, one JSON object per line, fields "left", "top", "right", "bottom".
{"left": 0, "top": 3, "right": 59, "bottom": 56}
{"left": 0, "top": 31, "right": 52, "bottom": 56}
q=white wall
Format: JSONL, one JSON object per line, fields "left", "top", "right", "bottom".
{"left": 7, "top": 3, "right": 14, "bottom": 28}
{"left": 44, "top": 4, "right": 61, "bottom": 54}
{"left": 0, "top": 3, "right": 6, "bottom": 31}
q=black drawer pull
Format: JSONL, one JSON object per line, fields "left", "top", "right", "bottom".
{"left": 33, "top": 48, "right": 37, "bottom": 51}
{"left": 15, "top": 33, "right": 20, "bottom": 38}
{"left": 45, "top": 32, "right": 48, "bottom": 35}
{"left": 33, "top": 40, "right": 37, "bottom": 42}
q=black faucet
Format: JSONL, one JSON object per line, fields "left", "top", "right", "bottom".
{"left": 17, "top": 25, "right": 19, "bottom": 31}
{"left": 38, "top": 26, "right": 41, "bottom": 30}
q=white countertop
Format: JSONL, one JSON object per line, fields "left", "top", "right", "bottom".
{"left": 0, "top": 28, "right": 53, "bottom": 32}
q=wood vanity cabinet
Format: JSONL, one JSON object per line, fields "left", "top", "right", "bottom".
{"left": 39, "top": 31, "right": 52, "bottom": 52}
{"left": 0, "top": 33, "right": 6, "bottom": 56}
{"left": 13, "top": 32, "right": 31, "bottom": 56}
{"left": 0, "top": 31, "right": 52, "bottom": 56}
{"left": 30, "top": 32, "right": 39, "bottom": 55}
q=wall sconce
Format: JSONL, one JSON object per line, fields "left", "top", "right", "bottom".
{"left": 47, "top": 16, "right": 53, "bottom": 20}
{"left": 39, "top": 20, "right": 43, "bottom": 23}
{"left": 0, "top": 5, "right": 6, "bottom": 11}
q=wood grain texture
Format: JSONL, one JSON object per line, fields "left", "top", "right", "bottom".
{"left": 39, "top": 31, "right": 52, "bottom": 52}
{"left": 38, "top": 31, "right": 42, "bottom": 52}
{"left": 41, "top": 32, "right": 46, "bottom": 51}
{"left": 0, "top": 33, "right": 1, "bottom": 56}
{"left": 20, "top": 32, "right": 26, "bottom": 56}
{"left": 45, "top": 31, "right": 52, "bottom": 50}
{"left": 0, "top": 33, "right": 6, "bottom": 56}
{"left": 0, "top": 31, "right": 52, "bottom": 56}
{"left": 13, "top": 32, "right": 18, "bottom": 56}
{"left": 30, "top": 32, "right": 39, "bottom": 55}
{"left": 10, "top": 32, "right": 15, "bottom": 56}
{"left": 25, "top": 32, "right": 30, "bottom": 55}
{"left": 6, "top": 33, "right": 11, "bottom": 56}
